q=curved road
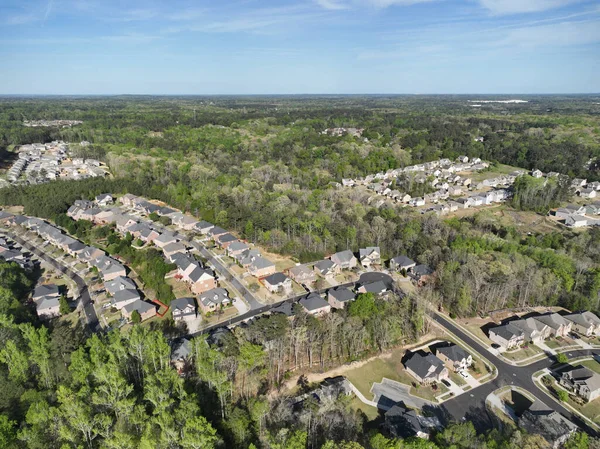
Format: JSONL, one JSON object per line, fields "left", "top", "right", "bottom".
{"left": 434, "top": 313, "right": 598, "bottom": 435}
{"left": 4, "top": 230, "right": 99, "bottom": 332}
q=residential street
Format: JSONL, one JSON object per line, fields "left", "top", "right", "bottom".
{"left": 433, "top": 313, "right": 598, "bottom": 434}
{"left": 2, "top": 229, "right": 100, "bottom": 332}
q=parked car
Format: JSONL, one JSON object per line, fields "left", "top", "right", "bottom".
{"left": 459, "top": 371, "right": 469, "bottom": 379}
{"left": 441, "top": 379, "right": 451, "bottom": 387}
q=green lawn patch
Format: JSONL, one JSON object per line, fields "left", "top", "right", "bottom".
{"left": 503, "top": 344, "right": 543, "bottom": 361}
{"left": 545, "top": 337, "right": 577, "bottom": 349}
{"left": 349, "top": 397, "right": 380, "bottom": 421}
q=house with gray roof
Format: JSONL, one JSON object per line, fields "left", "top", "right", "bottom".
{"left": 389, "top": 255, "right": 416, "bottom": 272}
{"left": 518, "top": 402, "right": 577, "bottom": 448}
{"left": 288, "top": 264, "right": 316, "bottom": 284}
{"left": 111, "top": 289, "right": 141, "bottom": 310}
{"left": 328, "top": 287, "right": 355, "bottom": 309}
{"left": 404, "top": 352, "right": 449, "bottom": 384}
{"left": 489, "top": 323, "right": 524, "bottom": 349}
{"left": 263, "top": 272, "right": 292, "bottom": 294}
{"left": 385, "top": 404, "right": 440, "bottom": 439}
{"left": 121, "top": 300, "right": 156, "bottom": 322}
{"left": 560, "top": 365, "right": 600, "bottom": 402}
{"left": 171, "top": 338, "right": 192, "bottom": 374}
{"left": 299, "top": 293, "right": 331, "bottom": 316}
{"left": 95, "top": 193, "right": 113, "bottom": 206}
{"left": 436, "top": 344, "right": 473, "bottom": 372}
{"left": 163, "top": 242, "right": 187, "bottom": 259}
{"left": 534, "top": 313, "right": 572, "bottom": 337}
{"left": 227, "top": 241, "right": 250, "bottom": 258}
{"left": 33, "top": 284, "right": 60, "bottom": 301}
{"left": 565, "top": 311, "right": 600, "bottom": 336}
{"left": 215, "top": 233, "right": 238, "bottom": 249}
{"left": 154, "top": 232, "right": 178, "bottom": 248}
{"left": 314, "top": 259, "right": 337, "bottom": 277}
{"left": 36, "top": 296, "right": 61, "bottom": 319}
{"left": 509, "top": 317, "right": 551, "bottom": 345}
{"left": 171, "top": 297, "right": 197, "bottom": 321}
{"left": 357, "top": 280, "right": 387, "bottom": 296}
{"left": 330, "top": 250, "right": 357, "bottom": 270}
{"left": 198, "top": 288, "right": 230, "bottom": 313}
{"left": 105, "top": 276, "right": 137, "bottom": 295}
{"left": 359, "top": 246, "right": 381, "bottom": 268}
{"left": 208, "top": 226, "right": 228, "bottom": 239}
{"left": 248, "top": 256, "right": 276, "bottom": 278}
{"left": 194, "top": 221, "right": 214, "bottom": 234}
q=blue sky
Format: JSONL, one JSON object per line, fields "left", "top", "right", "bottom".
{"left": 1, "top": 0, "right": 599, "bottom": 94}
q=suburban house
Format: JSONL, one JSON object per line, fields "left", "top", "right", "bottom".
{"left": 153, "top": 232, "right": 178, "bottom": 248}
{"left": 288, "top": 264, "right": 316, "bottom": 284}
{"left": 408, "top": 264, "right": 434, "bottom": 284}
{"left": 384, "top": 404, "right": 440, "bottom": 439}
{"left": 262, "top": 272, "right": 292, "bottom": 294}
{"left": 248, "top": 256, "right": 276, "bottom": 278}
{"left": 238, "top": 249, "right": 262, "bottom": 267}
{"left": 32, "top": 284, "right": 60, "bottom": 301}
{"left": 170, "top": 297, "right": 197, "bottom": 321}
{"left": 299, "top": 293, "right": 331, "bottom": 316}
{"left": 510, "top": 317, "right": 551, "bottom": 345}
{"left": 389, "top": 255, "right": 416, "bottom": 272}
{"left": 314, "top": 259, "right": 337, "bottom": 278}
{"left": 36, "top": 296, "right": 61, "bottom": 318}
{"left": 215, "top": 233, "right": 238, "bottom": 249}
{"left": 111, "top": 289, "right": 141, "bottom": 310}
{"left": 170, "top": 338, "right": 191, "bottom": 375}
{"left": 105, "top": 276, "right": 137, "bottom": 295}
{"left": 534, "top": 313, "right": 572, "bottom": 338}
{"left": 171, "top": 213, "right": 198, "bottom": 230}
{"left": 327, "top": 287, "right": 355, "bottom": 309}
{"left": 357, "top": 280, "right": 388, "bottom": 296}
{"left": 404, "top": 352, "right": 449, "bottom": 385}
{"left": 78, "top": 246, "right": 104, "bottom": 264}
{"left": 198, "top": 287, "right": 231, "bottom": 313}
{"left": 359, "top": 246, "right": 381, "bottom": 268}
{"left": 226, "top": 241, "right": 250, "bottom": 258}
{"left": 188, "top": 266, "right": 217, "bottom": 294}
{"left": 194, "top": 221, "right": 215, "bottom": 235}
{"left": 208, "top": 226, "right": 228, "bottom": 240}
{"left": 162, "top": 242, "right": 187, "bottom": 259}
{"left": 560, "top": 365, "right": 600, "bottom": 402}
{"left": 565, "top": 311, "right": 600, "bottom": 336}
{"left": 121, "top": 300, "right": 157, "bottom": 322}
{"left": 435, "top": 344, "right": 473, "bottom": 372}
{"left": 100, "top": 261, "right": 127, "bottom": 281}
{"left": 489, "top": 323, "right": 525, "bottom": 349}
{"left": 119, "top": 193, "right": 138, "bottom": 207}
{"left": 518, "top": 403, "right": 577, "bottom": 449}
{"left": 565, "top": 215, "right": 588, "bottom": 228}
{"left": 330, "top": 250, "right": 358, "bottom": 270}
{"left": 95, "top": 193, "right": 113, "bottom": 206}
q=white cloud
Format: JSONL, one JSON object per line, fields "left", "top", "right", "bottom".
{"left": 314, "top": 0, "right": 348, "bottom": 10}
{"left": 500, "top": 19, "right": 600, "bottom": 46}
{"left": 479, "top": 0, "right": 582, "bottom": 15}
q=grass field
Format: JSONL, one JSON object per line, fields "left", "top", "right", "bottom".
{"left": 349, "top": 397, "right": 380, "bottom": 421}
{"left": 343, "top": 348, "right": 448, "bottom": 402}
{"left": 579, "top": 360, "right": 600, "bottom": 374}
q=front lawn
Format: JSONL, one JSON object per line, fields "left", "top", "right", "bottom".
{"left": 545, "top": 337, "right": 577, "bottom": 349}
{"left": 503, "top": 344, "right": 543, "bottom": 361}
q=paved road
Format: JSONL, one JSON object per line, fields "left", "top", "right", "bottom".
{"left": 434, "top": 313, "right": 598, "bottom": 434}
{"left": 3, "top": 230, "right": 100, "bottom": 332}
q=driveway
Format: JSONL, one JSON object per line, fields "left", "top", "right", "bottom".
{"left": 371, "top": 378, "right": 435, "bottom": 410}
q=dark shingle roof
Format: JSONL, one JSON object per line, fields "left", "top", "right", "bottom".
{"left": 329, "top": 287, "right": 355, "bottom": 303}
{"left": 436, "top": 344, "right": 469, "bottom": 363}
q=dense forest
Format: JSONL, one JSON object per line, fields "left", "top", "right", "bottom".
{"left": 1, "top": 96, "right": 600, "bottom": 448}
